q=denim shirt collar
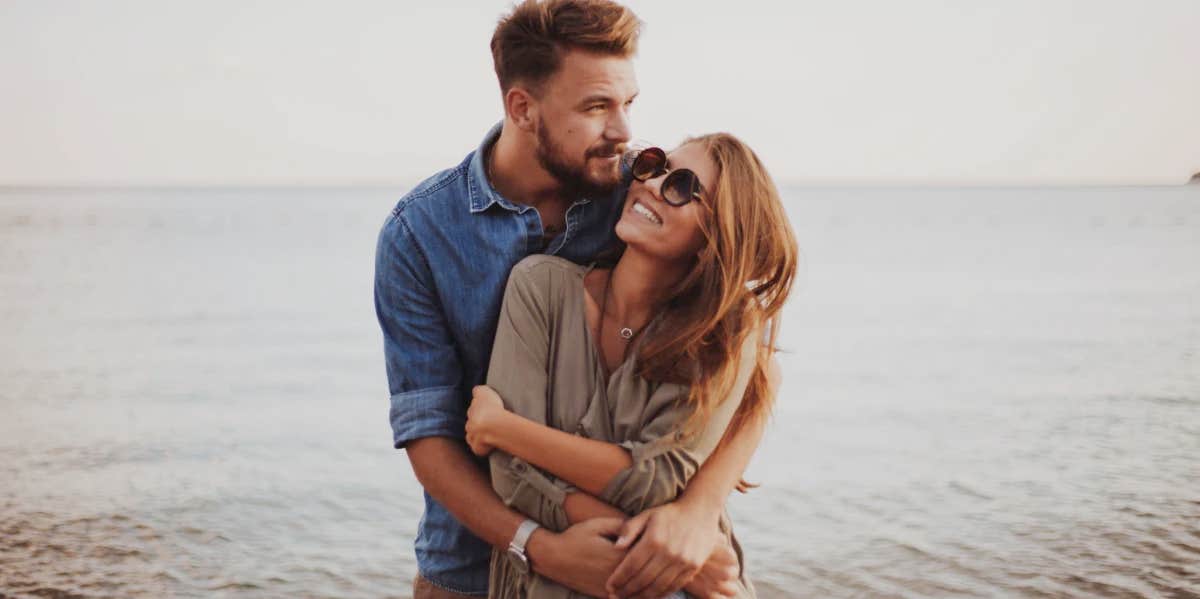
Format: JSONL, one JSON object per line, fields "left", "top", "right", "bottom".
{"left": 467, "top": 121, "right": 600, "bottom": 215}
{"left": 468, "top": 122, "right": 524, "bottom": 214}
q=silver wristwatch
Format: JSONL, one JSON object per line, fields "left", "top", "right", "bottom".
{"left": 506, "top": 519, "right": 540, "bottom": 574}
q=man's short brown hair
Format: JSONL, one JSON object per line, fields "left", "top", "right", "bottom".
{"left": 491, "top": 0, "right": 641, "bottom": 96}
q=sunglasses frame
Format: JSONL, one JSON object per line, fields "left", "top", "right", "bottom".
{"left": 630, "top": 147, "right": 707, "bottom": 208}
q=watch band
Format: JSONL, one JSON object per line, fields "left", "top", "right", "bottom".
{"left": 507, "top": 519, "right": 540, "bottom": 574}
{"left": 509, "top": 518, "right": 539, "bottom": 553}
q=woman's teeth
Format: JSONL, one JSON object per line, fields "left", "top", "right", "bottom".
{"left": 632, "top": 201, "right": 662, "bottom": 226}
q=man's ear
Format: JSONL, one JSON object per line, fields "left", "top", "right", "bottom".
{"left": 504, "top": 86, "right": 538, "bottom": 133}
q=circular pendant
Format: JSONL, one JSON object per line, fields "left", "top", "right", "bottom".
{"left": 619, "top": 327, "right": 634, "bottom": 340}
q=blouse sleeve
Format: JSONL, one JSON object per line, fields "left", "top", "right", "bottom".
{"left": 485, "top": 259, "right": 574, "bottom": 533}
{"left": 599, "top": 332, "right": 760, "bottom": 515}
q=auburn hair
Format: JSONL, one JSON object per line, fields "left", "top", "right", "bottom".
{"left": 635, "top": 133, "right": 799, "bottom": 441}
{"left": 491, "top": 0, "right": 641, "bottom": 95}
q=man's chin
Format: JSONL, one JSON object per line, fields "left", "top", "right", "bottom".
{"left": 580, "top": 177, "right": 619, "bottom": 197}
{"left": 583, "top": 164, "right": 621, "bottom": 193}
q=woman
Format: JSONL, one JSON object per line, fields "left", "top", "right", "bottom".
{"left": 465, "top": 133, "right": 798, "bottom": 599}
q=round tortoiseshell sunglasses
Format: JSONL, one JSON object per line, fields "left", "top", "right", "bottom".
{"left": 629, "top": 147, "right": 707, "bottom": 207}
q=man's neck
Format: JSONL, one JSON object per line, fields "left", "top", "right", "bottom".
{"left": 489, "top": 121, "right": 570, "bottom": 209}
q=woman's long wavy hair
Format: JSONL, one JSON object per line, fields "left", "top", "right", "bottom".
{"left": 634, "top": 133, "right": 799, "bottom": 442}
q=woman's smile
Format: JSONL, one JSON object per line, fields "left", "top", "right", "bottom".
{"left": 630, "top": 199, "right": 662, "bottom": 226}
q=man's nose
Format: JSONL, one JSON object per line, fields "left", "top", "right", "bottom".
{"left": 605, "top": 107, "right": 632, "bottom": 145}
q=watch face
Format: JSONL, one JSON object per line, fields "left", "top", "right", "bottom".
{"left": 507, "top": 547, "right": 530, "bottom": 574}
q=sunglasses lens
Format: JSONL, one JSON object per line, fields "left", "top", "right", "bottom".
{"left": 663, "top": 170, "right": 702, "bottom": 206}
{"left": 631, "top": 148, "right": 665, "bottom": 181}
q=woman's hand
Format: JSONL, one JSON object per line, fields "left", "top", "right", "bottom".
{"left": 683, "top": 536, "right": 741, "bottom": 598}
{"left": 605, "top": 500, "right": 727, "bottom": 599}
{"left": 465, "top": 385, "right": 508, "bottom": 456}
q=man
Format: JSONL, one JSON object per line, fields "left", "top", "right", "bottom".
{"left": 374, "top": 1, "right": 768, "bottom": 597}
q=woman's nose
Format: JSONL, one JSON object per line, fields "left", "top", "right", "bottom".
{"left": 643, "top": 170, "right": 668, "bottom": 200}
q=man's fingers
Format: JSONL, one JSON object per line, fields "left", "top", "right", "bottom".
{"left": 617, "top": 550, "right": 670, "bottom": 599}
{"left": 648, "top": 566, "right": 691, "bottom": 599}
{"left": 632, "top": 568, "right": 677, "bottom": 599}
{"left": 717, "top": 577, "right": 740, "bottom": 597}
{"left": 614, "top": 511, "right": 649, "bottom": 549}
{"left": 606, "top": 537, "right": 655, "bottom": 597}
{"left": 585, "top": 517, "right": 625, "bottom": 539}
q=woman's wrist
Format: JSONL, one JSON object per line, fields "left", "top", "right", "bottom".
{"left": 677, "top": 486, "right": 724, "bottom": 524}
{"left": 482, "top": 409, "right": 518, "bottom": 453}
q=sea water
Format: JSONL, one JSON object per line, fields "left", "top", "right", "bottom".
{"left": 1, "top": 186, "right": 1197, "bottom": 597}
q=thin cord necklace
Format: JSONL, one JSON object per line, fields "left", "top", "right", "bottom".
{"left": 599, "top": 271, "right": 639, "bottom": 342}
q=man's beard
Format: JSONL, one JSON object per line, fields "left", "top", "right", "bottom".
{"left": 536, "top": 118, "right": 622, "bottom": 199}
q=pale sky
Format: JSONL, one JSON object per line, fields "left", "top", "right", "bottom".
{"left": 2, "top": 0, "right": 1198, "bottom": 187}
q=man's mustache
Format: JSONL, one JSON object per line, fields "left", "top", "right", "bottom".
{"left": 588, "top": 144, "right": 627, "bottom": 159}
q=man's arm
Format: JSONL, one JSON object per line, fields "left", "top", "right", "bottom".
{"left": 468, "top": 326, "right": 770, "bottom": 599}
{"left": 374, "top": 218, "right": 622, "bottom": 596}
{"left": 408, "top": 437, "right": 625, "bottom": 597}
{"left": 472, "top": 408, "right": 741, "bottom": 599}
{"left": 606, "top": 357, "right": 779, "bottom": 599}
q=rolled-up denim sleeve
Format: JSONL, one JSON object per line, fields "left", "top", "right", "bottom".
{"left": 374, "top": 213, "right": 465, "bottom": 449}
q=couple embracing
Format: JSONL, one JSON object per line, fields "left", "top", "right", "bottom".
{"left": 374, "top": 1, "right": 798, "bottom": 598}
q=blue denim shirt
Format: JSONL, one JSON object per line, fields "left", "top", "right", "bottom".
{"left": 374, "top": 124, "right": 625, "bottom": 595}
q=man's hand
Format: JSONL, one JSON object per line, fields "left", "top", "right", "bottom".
{"left": 528, "top": 518, "right": 627, "bottom": 597}
{"left": 606, "top": 501, "right": 726, "bottom": 599}
{"left": 683, "top": 536, "right": 740, "bottom": 599}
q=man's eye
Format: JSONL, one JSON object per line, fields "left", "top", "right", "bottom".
{"left": 588, "top": 105, "right": 606, "bottom": 112}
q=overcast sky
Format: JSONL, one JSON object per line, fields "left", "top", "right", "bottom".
{"left": 2, "top": 0, "right": 1198, "bottom": 187}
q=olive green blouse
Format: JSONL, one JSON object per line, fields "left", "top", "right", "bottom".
{"left": 485, "top": 255, "right": 757, "bottom": 599}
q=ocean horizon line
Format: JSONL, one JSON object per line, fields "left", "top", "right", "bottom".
{"left": 2, "top": 178, "right": 1197, "bottom": 193}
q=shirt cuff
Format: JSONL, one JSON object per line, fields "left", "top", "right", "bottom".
{"left": 617, "top": 432, "right": 684, "bottom": 464}
{"left": 503, "top": 456, "right": 569, "bottom": 506}
{"left": 389, "top": 385, "right": 465, "bottom": 449}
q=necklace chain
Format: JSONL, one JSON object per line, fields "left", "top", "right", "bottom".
{"left": 599, "top": 271, "right": 639, "bottom": 344}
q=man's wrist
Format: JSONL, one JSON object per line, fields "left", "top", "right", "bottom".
{"left": 505, "top": 519, "right": 540, "bottom": 574}
{"left": 524, "top": 527, "right": 558, "bottom": 576}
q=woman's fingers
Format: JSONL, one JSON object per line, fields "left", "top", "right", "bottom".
{"left": 651, "top": 566, "right": 693, "bottom": 599}
{"left": 606, "top": 533, "right": 654, "bottom": 597}
{"left": 625, "top": 552, "right": 682, "bottom": 599}
{"left": 613, "top": 531, "right": 691, "bottom": 599}
{"left": 613, "top": 510, "right": 649, "bottom": 550}
{"left": 607, "top": 511, "right": 652, "bottom": 596}
{"left": 464, "top": 431, "right": 490, "bottom": 456}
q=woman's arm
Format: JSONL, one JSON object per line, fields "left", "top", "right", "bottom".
{"left": 470, "top": 389, "right": 744, "bottom": 599}
{"left": 563, "top": 491, "right": 627, "bottom": 522}
{"left": 470, "top": 328, "right": 769, "bottom": 517}
{"left": 468, "top": 385, "right": 632, "bottom": 496}
{"left": 479, "top": 259, "right": 640, "bottom": 534}
{"left": 481, "top": 259, "right": 583, "bottom": 534}
{"left": 606, "top": 355, "right": 779, "bottom": 599}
